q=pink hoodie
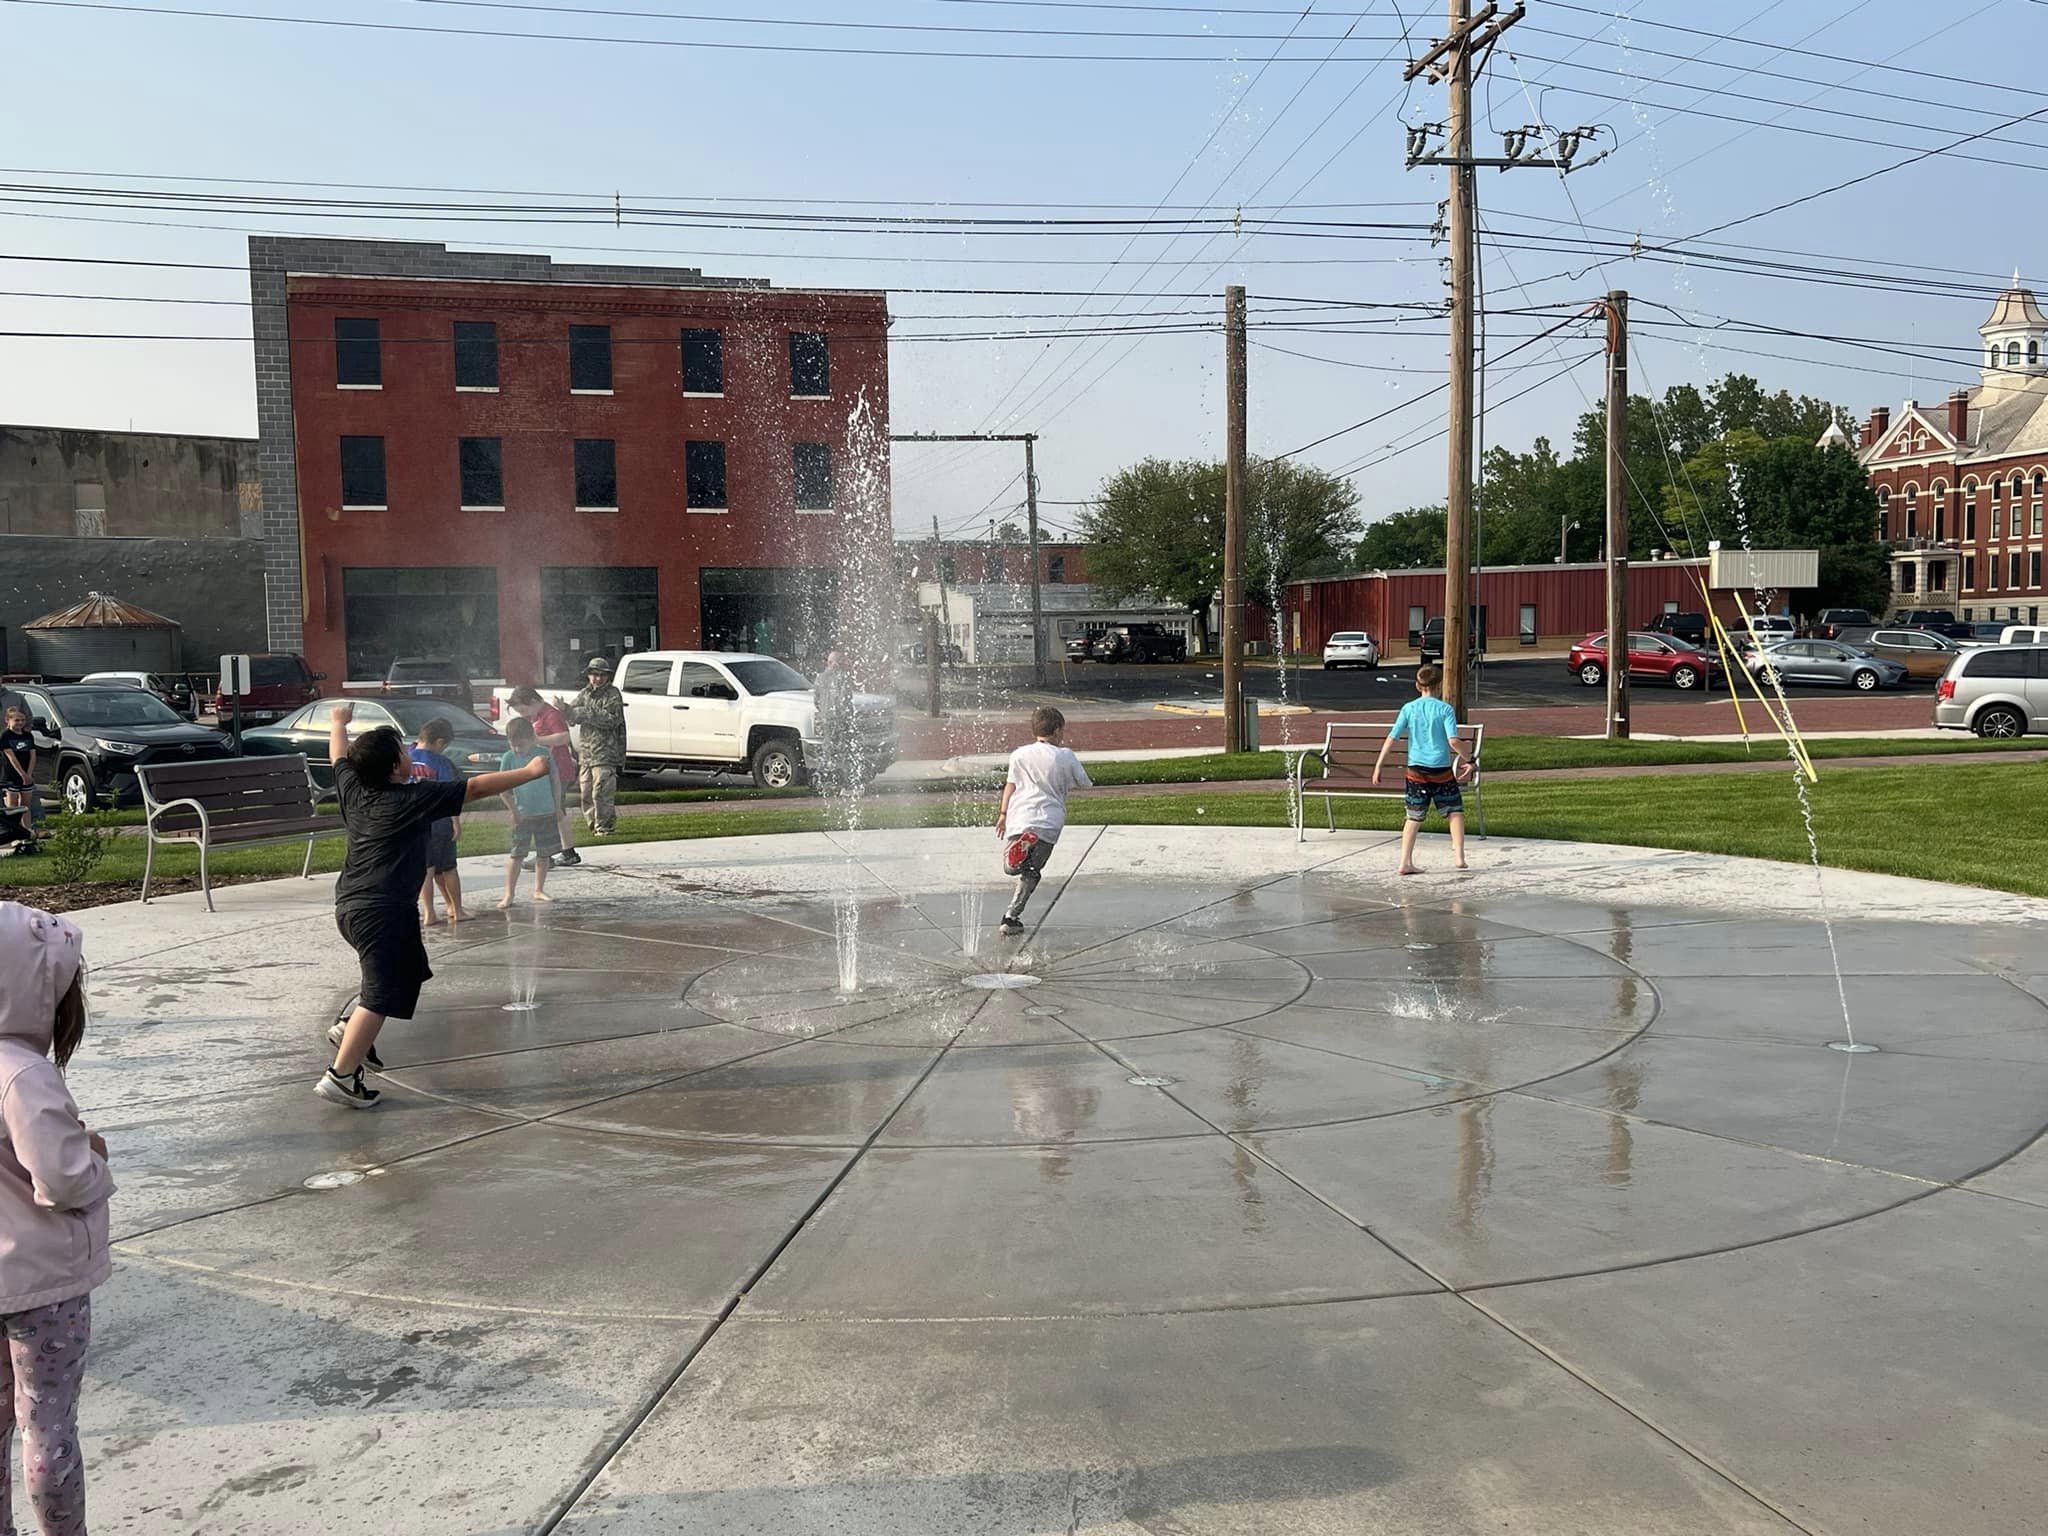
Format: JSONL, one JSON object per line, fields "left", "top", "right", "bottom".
{"left": 0, "top": 904, "right": 114, "bottom": 1313}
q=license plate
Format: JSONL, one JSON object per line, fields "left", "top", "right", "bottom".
{"left": 416, "top": 688, "right": 434, "bottom": 696}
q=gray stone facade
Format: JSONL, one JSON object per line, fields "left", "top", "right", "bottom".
{"left": 0, "top": 534, "right": 266, "bottom": 673}
{"left": 0, "top": 425, "right": 258, "bottom": 539}
{"left": 247, "top": 236, "right": 768, "bottom": 653}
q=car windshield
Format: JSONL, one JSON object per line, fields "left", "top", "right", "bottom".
{"left": 377, "top": 700, "right": 494, "bottom": 735}
{"left": 727, "top": 659, "right": 812, "bottom": 696}
{"left": 249, "top": 657, "right": 305, "bottom": 687}
{"left": 388, "top": 660, "right": 457, "bottom": 682}
{"left": 53, "top": 688, "right": 186, "bottom": 728}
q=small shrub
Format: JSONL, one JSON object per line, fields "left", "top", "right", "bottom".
{"left": 43, "top": 813, "right": 117, "bottom": 884}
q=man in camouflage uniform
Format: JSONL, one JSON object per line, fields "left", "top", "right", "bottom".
{"left": 561, "top": 656, "right": 627, "bottom": 835}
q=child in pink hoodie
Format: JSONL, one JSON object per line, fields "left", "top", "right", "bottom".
{"left": 0, "top": 903, "right": 113, "bottom": 1536}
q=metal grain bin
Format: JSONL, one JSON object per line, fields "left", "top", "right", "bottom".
{"left": 23, "top": 591, "right": 182, "bottom": 677}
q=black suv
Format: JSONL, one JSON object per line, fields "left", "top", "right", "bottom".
{"left": 1, "top": 683, "right": 233, "bottom": 813}
{"left": 1646, "top": 612, "right": 1709, "bottom": 645}
{"left": 1073, "top": 623, "right": 1187, "bottom": 663}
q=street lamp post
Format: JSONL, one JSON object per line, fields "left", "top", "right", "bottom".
{"left": 1559, "top": 517, "right": 1581, "bottom": 565}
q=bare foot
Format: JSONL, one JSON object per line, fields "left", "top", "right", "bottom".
{"left": 1454, "top": 861, "right": 1469, "bottom": 871}
{"left": 1397, "top": 866, "right": 1421, "bottom": 877}
{"left": 496, "top": 897, "right": 515, "bottom": 911}
{"left": 422, "top": 914, "right": 445, "bottom": 928}
{"left": 448, "top": 907, "right": 470, "bottom": 924}
{"left": 533, "top": 890, "right": 555, "bottom": 903}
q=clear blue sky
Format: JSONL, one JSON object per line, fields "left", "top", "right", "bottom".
{"left": 0, "top": 0, "right": 2034, "bottom": 541}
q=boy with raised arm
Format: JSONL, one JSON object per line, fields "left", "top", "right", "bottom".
{"left": 318, "top": 701, "right": 550, "bottom": 1109}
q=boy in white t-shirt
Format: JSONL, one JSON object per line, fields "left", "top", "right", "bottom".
{"left": 995, "top": 706, "right": 1092, "bottom": 935}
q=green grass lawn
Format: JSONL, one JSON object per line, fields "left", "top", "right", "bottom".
{"left": 7, "top": 761, "right": 2042, "bottom": 900}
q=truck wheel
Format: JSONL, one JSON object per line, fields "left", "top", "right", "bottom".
{"left": 750, "top": 735, "right": 807, "bottom": 789}
{"left": 1974, "top": 705, "right": 2025, "bottom": 739}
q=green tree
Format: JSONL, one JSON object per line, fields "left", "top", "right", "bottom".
{"left": 993, "top": 520, "right": 1024, "bottom": 542}
{"left": 1079, "top": 457, "right": 1361, "bottom": 610}
{"left": 1355, "top": 504, "right": 1447, "bottom": 569}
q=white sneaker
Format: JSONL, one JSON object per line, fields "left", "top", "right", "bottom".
{"left": 315, "top": 1067, "right": 381, "bottom": 1110}
{"left": 326, "top": 1020, "right": 383, "bottom": 1072}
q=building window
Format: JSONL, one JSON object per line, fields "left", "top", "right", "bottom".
{"left": 2032, "top": 341, "right": 2041, "bottom": 366}
{"left": 2010, "top": 342, "right": 2023, "bottom": 366}
{"left": 1047, "top": 554, "right": 1066, "bottom": 583}
{"left": 2013, "top": 472, "right": 2026, "bottom": 501}
{"left": 1407, "top": 605, "right": 1427, "bottom": 643}
{"left": 574, "top": 438, "right": 617, "bottom": 510}
{"left": 459, "top": 436, "right": 503, "bottom": 509}
{"left": 685, "top": 440, "right": 727, "bottom": 510}
{"left": 1899, "top": 563, "right": 1916, "bottom": 593}
{"left": 681, "top": 328, "right": 723, "bottom": 394}
{"left": 1989, "top": 554, "right": 2000, "bottom": 590}
{"left": 2035, "top": 504, "right": 2044, "bottom": 537}
{"left": 453, "top": 321, "right": 498, "bottom": 389}
{"left": 1928, "top": 560, "right": 1947, "bottom": 592}
{"left": 790, "top": 332, "right": 829, "bottom": 397}
{"left": 2012, "top": 552, "right": 2025, "bottom": 588}
{"left": 2014, "top": 505, "right": 2026, "bottom": 538}
{"left": 1965, "top": 485, "right": 1977, "bottom": 540}
{"left": 335, "top": 317, "right": 381, "bottom": 388}
{"left": 569, "top": 324, "right": 613, "bottom": 392}
{"left": 1931, "top": 481, "right": 1947, "bottom": 540}
{"left": 793, "top": 442, "right": 833, "bottom": 511}
{"left": 1964, "top": 555, "right": 1976, "bottom": 590}
{"left": 2033, "top": 552, "right": 2043, "bottom": 588}
{"left": 1991, "top": 346, "right": 2001, "bottom": 369}
{"left": 342, "top": 565, "right": 499, "bottom": 683}
{"left": 1904, "top": 489, "right": 1918, "bottom": 537}
{"left": 1518, "top": 603, "right": 1538, "bottom": 645}
{"left": 339, "top": 435, "right": 386, "bottom": 508}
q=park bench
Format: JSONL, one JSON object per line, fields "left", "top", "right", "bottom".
{"left": 138, "top": 754, "right": 341, "bottom": 912}
{"left": 1291, "top": 721, "right": 1487, "bottom": 843}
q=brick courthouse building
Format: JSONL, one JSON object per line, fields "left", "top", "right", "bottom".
{"left": 250, "top": 236, "right": 890, "bottom": 687}
{"left": 1857, "top": 276, "right": 2048, "bottom": 623}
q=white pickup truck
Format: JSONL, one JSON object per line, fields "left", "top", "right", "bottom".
{"left": 491, "top": 651, "right": 898, "bottom": 790}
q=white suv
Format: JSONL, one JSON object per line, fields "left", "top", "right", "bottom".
{"left": 1321, "top": 631, "right": 1380, "bottom": 670}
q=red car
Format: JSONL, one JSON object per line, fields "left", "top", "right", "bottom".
{"left": 213, "top": 652, "right": 324, "bottom": 724}
{"left": 1566, "top": 631, "right": 1718, "bottom": 691}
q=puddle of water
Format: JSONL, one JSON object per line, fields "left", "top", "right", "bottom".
{"left": 303, "top": 1170, "right": 365, "bottom": 1190}
{"left": 964, "top": 973, "right": 1041, "bottom": 990}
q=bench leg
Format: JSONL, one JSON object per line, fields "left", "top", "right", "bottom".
{"left": 301, "top": 836, "right": 316, "bottom": 880}
{"left": 1324, "top": 791, "right": 1334, "bottom": 834}
{"left": 141, "top": 834, "right": 156, "bottom": 905}
{"left": 1474, "top": 782, "right": 1487, "bottom": 839}
{"left": 198, "top": 836, "right": 215, "bottom": 914}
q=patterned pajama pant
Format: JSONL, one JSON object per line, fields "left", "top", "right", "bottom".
{"left": 0, "top": 1295, "right": 89, "bottom": 1536}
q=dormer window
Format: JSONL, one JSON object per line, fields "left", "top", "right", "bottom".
{"left": 1991, "top": 346, "right": 2002, "bottom": 368}
{"left": 1914, "top": 432, "right": 1927, "bottom": 451}
{"left": 2031, "top": 341, "right": 2041, "bottom": 366}
{"left": 2009, "top": 342, "right": 2023, "bottom": 366}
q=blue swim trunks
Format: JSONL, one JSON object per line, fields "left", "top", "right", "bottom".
{"left": 1403, "top": 770, "right": 1463, "bottom": 822}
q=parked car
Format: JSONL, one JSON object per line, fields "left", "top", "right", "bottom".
{"left": 1646, "top": 612, "right": 1709, "bottom": 646}
{"left": 491, "top": 651, "right": 899, "bottom": 789}
{"left": 1566, "top": 632, "right": 1719, "bottom": 690}
{"left": 1321, "top": 631, "right": 1379, "bottom": 670}
{"left": 1862, "top": 628, "right": 1975, "bottom": 680}
{"left": 1416, "top": 616, "right": 1446, "bottom": 665}
{"left": 214, "top": 652, "right": 323, "bottom": 725}
{"left": 381, "top": 656, "right": 469, "bottom": 704}
{"left": 1894, "top": 608, "right": 1974, "bottom": 640}
{"left": 1963, "top": 621, "right": 2009, "bottom": 642}
{"left": 0, "top": 682, "right": 233, "bottom": 812}
{"left": 1934, "top": 645, "right": 2048, "bottom": 737}
{"left": 1810, "top": 608, "right": 1874, "bottom": 640}
{"left": 242, "top": 697, "right": 505, "bottom": 790}
{"left": 1071, "top": 623, "right": 1187, "bottom": 663}
{"left": 1999, "top": 624, "right": 2048, "bottom": 645}
{"left": 79, "top": 670, "right": 197, "bottom": 719}
{"left": 1732, "top": 614, "right": 1797, "bottom": 647}
{"left": 1743, "top": 640, "right": 1907, "bottom": 692}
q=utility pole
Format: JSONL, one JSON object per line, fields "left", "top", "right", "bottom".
{"left": 1222, "top": 284, "right": 1249, "bottom": 755}
{"left": 1024, "top": 434, "right": 1046, "bottom": 688}
{"left": 1605, "top": 290, "right": 1630, "bottom": 741}
{"left": 928, "top": 514, "right": 953, "bottom": 713}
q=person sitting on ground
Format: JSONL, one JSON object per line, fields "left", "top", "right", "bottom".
{"left": 995, "top": 705, "right": 1092, "bottom": 936}
{"left": 1371, "top": 663, "right": 1473, "bottom": 877}
{"left": 409, "top": 717, "right": 468, "bottom": 927}
{"left": 0, "top": 902, "right": 115, "bottom": 1536}
{"left": 497, "top": 715, "right": 559, "bottom": 911}
{"left": 320, "top": 702, "right": 549, "bottom": 1110}
{"left": 509, "top": 685, "right": 580, "bottom": 867}
{"left": 0, "top": 705, "right": 37, "bottom": 855}
{"left": 558, "top": 658, "right": 625, "bottom": 838}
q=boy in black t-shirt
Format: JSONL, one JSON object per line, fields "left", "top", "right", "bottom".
{"left": 0, "top": 702, "right": 37, "bottom": 852}
{"left": 319, "top": 701, "right": 549, "bottom": 1109}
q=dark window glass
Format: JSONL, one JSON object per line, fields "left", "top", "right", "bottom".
{"left": 569, "top": 324, "right": 613, "bottom": 391}
{"left": 459, "top": 437, "right": 504, "bottom": 507}
{"left": 1047, "top": 555, "right": 1065, "bottom": 583}
{"left": 681, "top": 328, "right": 723, "bottom": 393}
{"left": 790, "top": 331, "right": 829, "bottom": 396}
{"left": 1965, "top": 555, "right": 1976, "bottom": 589}
{"left": 793, "top": 443, "right": 833, "bottom": 510}
{"left": 2034, "top": 552, "right": 2043, "bottom": 588}
{"left": 335, "top": 317, "right": 381, "bottom": 387}
{"left": 339, "top": 435, "right": 386, "bottom": 506}
{"left": 1967, "top": 649, "right": 2031, "bottom": 679}
{"left": 686, "top": 441, "right": 727, "bottom": 509}
{"left": 2013, "top": 553, "right": 2025, "bottom": 588}
{"left": 574, "top": 439, "right": 617, "bottom": 509}
{"left": 620, "top": 659, "right": 673, "bottom": 695}
{"left": 453, "top": 321, "right": 498, "bottom": 388}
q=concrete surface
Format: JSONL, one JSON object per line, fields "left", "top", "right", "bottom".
{"left": 61, "top": 826, "right": 2048, "bottom": 1533}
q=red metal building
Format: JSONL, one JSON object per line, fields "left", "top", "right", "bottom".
{"left": 255, "top": 237, "right": 890, "bottom": 687}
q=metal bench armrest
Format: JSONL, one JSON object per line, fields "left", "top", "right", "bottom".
{"left": 145, "top": 795, "right": 211, "bottom": 842}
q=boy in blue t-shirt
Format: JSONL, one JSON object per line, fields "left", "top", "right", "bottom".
{"left": 409, "top": 717, "right": 468, "bottom": 926}
{"left": 1373, "top": 663, "right": 1473, "bottom": 876}
{"left": 497, "top": 715, "right": 558, "bottom": 908}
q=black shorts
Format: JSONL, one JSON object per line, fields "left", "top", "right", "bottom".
{"left": 425, "top": 829, "right": 458, "bottom": 873}
{"left": 337, "top": 905, "right": 433, "bottom": 1020}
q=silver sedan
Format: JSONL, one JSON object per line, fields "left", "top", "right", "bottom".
{"left": 1744, "top": 640, "right": 1909, "bottom": 691}
{"left": 1321, "top": 631, "right": 1380, "bottom": 670}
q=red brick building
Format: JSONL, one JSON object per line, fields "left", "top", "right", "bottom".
{"left": 1856, "top": 276, "right": 2048, "bottom": 623}
{"left": 251, "top": 237, "right": 890, "bottom": 686}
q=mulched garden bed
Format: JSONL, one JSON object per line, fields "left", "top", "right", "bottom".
{"left": 0, "top": 873, "right": 278, "bottom": 914}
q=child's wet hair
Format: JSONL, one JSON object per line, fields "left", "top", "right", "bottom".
{"left": 53, "top": 972, "right": 85, "bottom": 1071}
{"left": 1031, "top": 705, "right": 1065, "bottom": 738}
{"left": 418, "top": 717, "right": 454, "bottom": 748}
{"left": 505, "top": 715, "right": 537, "bottom": 748}
{"left": 347, "top": 725, "right": 405, "bottom": 784}
{"left": 1415, "top": 664, "right": 1442, "bottom": 691}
